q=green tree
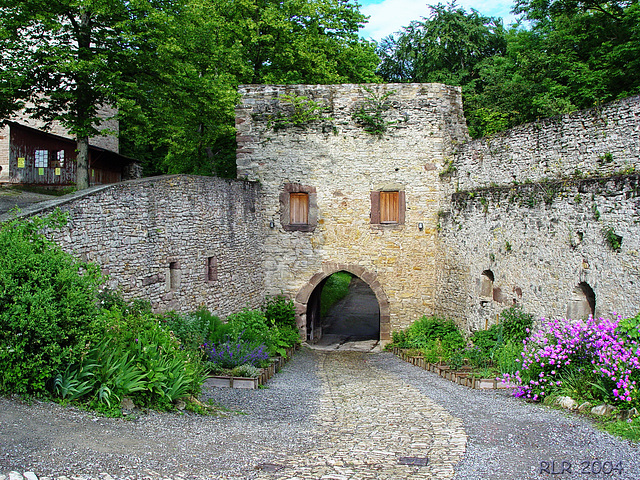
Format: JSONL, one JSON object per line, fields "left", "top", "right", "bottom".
{"left": 120, "top": 0, "right": 380, "bottom": 177}
{"left": 377, "top": 2, "right": 506, "bottom": 85}
{"left": 0, "top": 0, "right": 177, "bottom": 188}
{"left": 512, "top": 0, "right": 640, "bottom": 106}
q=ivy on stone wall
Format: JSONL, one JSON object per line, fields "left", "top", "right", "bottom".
{"left": 262, "top": 93, "right": 333, "bottom": 131}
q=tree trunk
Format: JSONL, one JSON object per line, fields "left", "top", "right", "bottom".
{"left": 76, "top": 136, "right": 90, "bottom": 190}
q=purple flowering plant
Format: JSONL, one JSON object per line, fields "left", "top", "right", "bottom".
{"left": 203, "top": 333, "right": 269, "bottom": 370}
{"left": 504, "top": 315, "right": 640, "bottom": 405}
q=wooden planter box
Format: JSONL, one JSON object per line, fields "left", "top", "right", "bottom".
{"left": 232, "top": 377, "right": 259, "bottom": 389}
{"left": 206, "top": 346, "right": 299, "bottom": 390}
{"left": 394, "top": 348, "right": 513, "bottom": 391}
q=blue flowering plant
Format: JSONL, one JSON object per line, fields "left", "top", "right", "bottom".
{"left": 204, "top": 333, "right": 270, "bottom": 371}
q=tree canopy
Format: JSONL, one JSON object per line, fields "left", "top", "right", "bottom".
{"left": 1, "top": 0, "right": 379, "bottom": 180}
{"left": 377, "top": 0, "right": 640, "bottom": 138}
{"left": 120, "top": 0, "right": 380, "bottom": 177}
{"left": 0, "top": 0, "right": 177, "bottom": 188}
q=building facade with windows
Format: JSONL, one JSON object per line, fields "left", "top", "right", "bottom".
{"left": 236, "top": 83, "right": 469, "bottom": 339}
{"left": 0, "top": 107, "right": 138, "bottom": 186}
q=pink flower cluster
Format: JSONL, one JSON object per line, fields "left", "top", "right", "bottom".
{"left": 504, "top": 315, "right": 640, "bottom": 403}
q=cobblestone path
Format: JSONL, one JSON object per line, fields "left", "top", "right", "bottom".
{"left": 257, "top": 350, "right": 466, "bottom": 480}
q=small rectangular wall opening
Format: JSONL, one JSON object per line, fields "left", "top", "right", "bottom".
{"left": 169, "top": 261, "right": 180, "bottom": 291}
{"left": 207, "top": 256, "right": 218, "bottom": 282}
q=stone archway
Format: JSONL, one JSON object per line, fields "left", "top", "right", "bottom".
{"left": 294, "top": 263, "right": 391, "bottom": 341}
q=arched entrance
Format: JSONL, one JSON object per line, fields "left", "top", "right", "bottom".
{"left": 295, "top": 263, "right": 391, "bottom": 342}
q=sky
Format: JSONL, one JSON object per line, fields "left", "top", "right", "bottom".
{"left": 357, "top": 0, "right": 519, "bottom": 41}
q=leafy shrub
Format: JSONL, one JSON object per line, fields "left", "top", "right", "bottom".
{"left": 500, "top": 307, "right": 534, "bottom": 342}
{"left": 617, "top": 312, "right": 640, "bottom": 342}
{"left": 0, "top": 211, "right": 103, "bottom": 395}
{"left": 391, "top": 315, "right": 465, "bottom": 362}
{"left": 224, "top": 307, "right": 300, "bottom": 357}
{"left": 54, "top": 304, "right": 207, "bottom": 411}
{"left": 224, "top": 308, "right": 271, "bottom": 347}
{"left": 505, "top": 316, "right": 640, "bottom": 404}
{"left": 469, "top": 307, "right": 532, "bottom": 370}
{"left": 231, "top": 364, "right": 261, "bottom": 378}
{"left": 421, "top": 339, "right": 449, "bottom": 364}
{"left": 449, "top": 345, "right": 491, "bottom": 370}
{"left": 470, "top": 328, "right": 501, "bottom": 355}
{"left": 399, "top": 315, "right": 464, "bottom": 349}
{"left": 160, "top": 307, "right": 223, "bottom": 350}
{"left": 262, "top": 294, "right": 296, "bottom": 329}
{"left": 494, "top": 340, "right": 522, "bottom": 375}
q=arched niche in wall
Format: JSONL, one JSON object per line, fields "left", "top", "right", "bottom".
{"left": 566, "top": 282, "right": 596, "bottom": 320}
{"left": 479, "top": 270, "right": 494, "bottom": 301}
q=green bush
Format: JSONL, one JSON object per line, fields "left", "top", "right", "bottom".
{"left": 470, "top": 307, "right": 532, "bottom": 365}
{"left": 401, "top": 315, "right": 464, "bottom": 349}
{"left": 262, "top": 294, "right": 297, "bottom": 329}
{"left": 225, "top": 308, "right": 271, "bottom": 346}
{"left": 617, "top": 311, "right": 640, "bottom": 342}
{"left": 391, "top": 315, "right": 465, "bottom": 362}
{"left": 160, "top": 307, "right": 223, "bottom": 351}
{"left": 0, "top": 211, "right": 103, "bottom": 395}
{"left": 470, "top": 328, "right": 501, "bottom": 355}
{"left": 500, "top": 307, "right": 534, "bottom": 342}
{"left": 320, "top": 272, "right": 352, "bottom": 318}
{"left": 55, "top": 305, "right": 207, "bottom": 411}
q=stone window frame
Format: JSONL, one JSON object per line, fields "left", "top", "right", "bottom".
{"left": 206, "top": 255, "right": 218, "bottom": 284}
{"left": 166, "top": 259, "right": 181, "bottom": 292}
{"left": 567, "top": 281, "right": 596, "bottom": 320}
{"left": 280, "top": 183, "right": 317, "bottom": 232}
{"left": 370, "top": 190, "right": 406, "bottom": 226}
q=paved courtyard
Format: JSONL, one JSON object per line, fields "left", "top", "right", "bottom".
{"left": 1, "top": 347, "right": 639, "bottom": 480}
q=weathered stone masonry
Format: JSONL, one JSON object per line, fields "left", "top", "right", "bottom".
{"left": 236, "top": 83, "right": 469, "bottom": 339}
{"left": 437, "top": 95, "right": 640, "bottom": 331}
{"left": 1, "top": 175, "right": 265, "bottom": 317}
{"left": 4, "top": 86, "right": 639, "bottom": 338}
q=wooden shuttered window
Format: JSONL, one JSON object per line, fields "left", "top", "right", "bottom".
{"left": 290, "top": 192, "right": 309, "bottom": 225}
{"left": 380, "top": 191, "right": 399, "bottom": 223}
{"left": 371, "top": 190, "right": 405, "bottom": 225}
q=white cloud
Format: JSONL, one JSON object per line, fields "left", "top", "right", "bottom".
{"left": 359, "top": 0, "right": 519, "bottom": 42}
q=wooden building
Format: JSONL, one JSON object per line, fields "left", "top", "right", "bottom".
{"left": 0, "top": 122, "right": 138, "bottom": 186}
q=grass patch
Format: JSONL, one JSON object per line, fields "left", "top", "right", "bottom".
{"left": 320, "top": 271, "right": 352, "bottom": 318}
{"left": 598, "top": 416, "right": 640, "bottom": 442}
{"left": 10, "top": 185, "right": 76, "bottom": 196}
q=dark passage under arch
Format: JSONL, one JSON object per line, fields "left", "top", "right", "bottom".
{"left": 306, "top": 274, "right": 380, "bottom": 344}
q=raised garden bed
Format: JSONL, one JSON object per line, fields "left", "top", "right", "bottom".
{"left": 204, "top": 345, "right": 298, "bottom": 390}
{"left": 392, "top": 347, "right": 516, "bottom": 390}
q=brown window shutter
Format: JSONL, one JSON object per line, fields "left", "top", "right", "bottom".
{"left": 380, "top": 191, "right": 400, "bottom": 223}
{"left": 290, "top": 192, "right": 309, "bottom": 224}
{"left": 370, "top": 191, "right": 380, "bottom": 224}
{"left": 398, "top": 190, "right": 406, "bottom": 224}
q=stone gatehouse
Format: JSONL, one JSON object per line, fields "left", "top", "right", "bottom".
{"left": 4, "top": 84, "right": 640, "bottom": 340}
{"left": 236, "top": 83, "right": 469, "bottom": 340}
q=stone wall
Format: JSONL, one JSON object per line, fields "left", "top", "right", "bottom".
{"left": 236, "top": 83, "right": 469, "bottom": 338}
{"left": 454, "top": 96, "right": 640, "bottom": 191}
{"left": 438, "top": 96, "right": 640, "bottom": 332}
{"left": 1, "top": 175, "right": 265, "bottom": 317}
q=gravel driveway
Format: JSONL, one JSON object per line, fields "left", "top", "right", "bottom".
{"left": 1, "top": 347, "right": 638, "bottom": 480}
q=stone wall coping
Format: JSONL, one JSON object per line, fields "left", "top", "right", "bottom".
{"left": 0, "top": 174, "right": 258, "bottom": 223}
